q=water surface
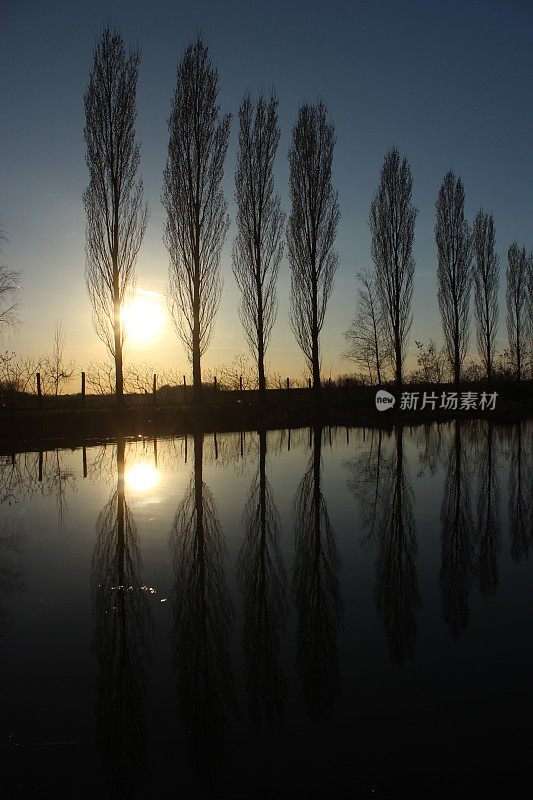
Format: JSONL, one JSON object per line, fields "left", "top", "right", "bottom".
{"left": 1, "top": 420, "right": 532, "bottom": 797}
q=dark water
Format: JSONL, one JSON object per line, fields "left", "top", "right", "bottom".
{"left": 1, "top": 420, "right": 532, "bottom": 798}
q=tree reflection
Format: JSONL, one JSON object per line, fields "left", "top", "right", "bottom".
{"left": 374, "top": 425, "right": 419, "bottom": 665}
{"left": 170, "top": 432, "right": 235, "bottom": 776}
{"left": 292, "top": 426, "right": 342, "bottom": 717}
{"left": 0, "top": 449, "right": 75, "bottom": 523}
{"left": 0, "top": 519, "right": 23, "bottom": 646}
{"left": 91, "top": 437, "right": 152, "bottom": 796}
{"left": 508, "top": 422, "right": 532, "bottom": 562}
{"left": 237, "top": 429, "right": 288, "bottom": 727}
{"left": 439, "top": 419, "right": 475, "bottom": 638}
{"left": 346, "top": 427, "right": 388, "bottom": 549}
{"left": 475, "top": 421, "right": 500, "bottom": 595}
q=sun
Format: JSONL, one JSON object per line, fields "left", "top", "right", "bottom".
{"left": 122, "top": 290, "right": 163, "bottom": 345}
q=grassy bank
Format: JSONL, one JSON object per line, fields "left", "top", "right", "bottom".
{"left": 0, "top": 380, "right": 531, "bottom": 451}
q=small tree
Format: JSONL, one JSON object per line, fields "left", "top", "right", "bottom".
{"left": 83, "top": 25, "right": 149, "bottom": 406}
{"left": 506, "top": 243, "right": 528, "bottom": 381}
{"left": 370, "top": 148, "right": 416, "bottom": 386}
{"left": 163, "top": 37, "right": 230, "bottom": 403}
{"left": 435, "top": 171, "right": 473, "bottom": 385}
{"left": 413, "top": 339, "right": 447, "bottom": 383}
{"left": 287, "top": 102, "right": 340, "bottom": 393}
{"left": 343, "top": 268, "right": 387, "bottom": 385}
{"left": 473, "top": 210, "right": 499, "bottom": 382}
{"left": 232, "top": 91, "right": 284, "bottom": 398}
{"left": 43, "top": 320, "right": 75, "bottom": 397}
{"left": 0, "top": 226, "right": 20, "bottom": 335}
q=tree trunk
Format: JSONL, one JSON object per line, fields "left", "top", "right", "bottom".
{"left": 192, "top": 283, "right": 202, "bottom": 403}
{"left": 311, "top": 271, "right": 321, "bottom": 394}
{"left": 257, "top": 274, "right": 266, "bottom": 399}
{"left": 113, "top": 287, "right": 124, "bottom": 406}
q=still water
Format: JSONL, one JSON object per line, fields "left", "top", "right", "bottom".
{"left": 1, "top": 420, "right": 532, "bottom": 798}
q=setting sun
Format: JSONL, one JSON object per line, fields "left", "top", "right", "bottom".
{"left": 122, "top": 290, "right": 164, "bottom": 345}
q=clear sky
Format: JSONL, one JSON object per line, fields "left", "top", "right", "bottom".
{"left": 1, "top": 0, "right": 532, "bottom": 382}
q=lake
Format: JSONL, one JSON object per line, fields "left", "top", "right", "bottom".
{"left": 1, "top": 419, "right": 532, "bottom": 798}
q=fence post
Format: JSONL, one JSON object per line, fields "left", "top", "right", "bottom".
{"left": 214, "top": 375, "right": 217, "bottom": 402}
{"left": 308, "top": 377, "right": 311, "bottom": 390}
{"left": 152, "top": 373, "right": 157, "bottom": 408}
{"left": 240, "top": 375, "right": 243, "bottom": 402}
{"left": 36, "top": 372, "right": 42, "bottom": 407}
{"left": 286, "top": 377, "right": 290, "bottom": 397}
{"left": 81, "top": 371, "right": 86, "bottom": 407}
{"left": 183, "top": 374, "right": 187, "bottom": 403}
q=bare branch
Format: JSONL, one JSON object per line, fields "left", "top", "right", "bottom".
{"left": 473, "top": 210, "right": 499, "bottom": 382}
{"left": 287, "top": 102, "right": 340, "bottom": 391}
{"left": 232, "top": 91, "right": 284, "bottom": 394}
{"left": 162, "top": 37, "right": 230, "bottom": 402}
{"left": 435, "top": 172, "right": 473, "bottom": 384}
{"left": 370, "top": 148, "right": 416, "bottom": 385}
{"left": 83, "top": 24, "right": 149, "bottom": 403}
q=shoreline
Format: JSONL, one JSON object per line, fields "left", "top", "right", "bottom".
{"left": 1, "top": 382, "right": 531, "bottom": 452}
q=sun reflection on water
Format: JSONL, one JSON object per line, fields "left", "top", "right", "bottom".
{"left": 125, "top": 461, "right": 160, "bottom": 494}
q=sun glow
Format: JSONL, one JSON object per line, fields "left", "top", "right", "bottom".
{"left": 122, "top": 290, "right": 164, "bottom": 345}
{"left": 125, "top": 462, "right": 160, "bottom": 494}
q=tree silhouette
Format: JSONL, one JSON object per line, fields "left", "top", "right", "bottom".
{"left": 435, "top": 172, "right": 473, "bottom": 385}
{"left": 506, "top": 242, "right": 529, "bottom": 381}
{"left": 237, "top": 429, "right": 288, "bottom": 727}
{"left": 292, "top": 426, "right": 342, "bottom": 717}
{"left": 170, "top": 432, "right": 235, "bottom": 777}
{"left": 43, "top": 319, "right": 75, "bottom": 398}
{"left": 473, "top": 210, "right": 499, "bottom": 382}
{"left": 287, "top": 102, "right": 339, "bottom": 393}
{"left": 439, "top": 419, "right": 474, "bottom": 638}
{"left": 370, "top": 148, "right": 416, "bottom": 386}
{"left": 91, "top": 437, "right": 152, "bottom": 795}
{"left": 233, "top": 92, "right": 284, "bottom": 397}
{"left": 163, "top": 38, "right": 230, "bottom": 403}
{"left": 83, "top": 24, "right": 148, "bottom": 405}
{"left": 343, "top": 268, "right": 388, "bottom": 385}
{"left": 0, "top": 225, "right": 20, "bottom": 335}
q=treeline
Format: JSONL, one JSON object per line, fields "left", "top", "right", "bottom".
{"left": 2, "top": 25, "right": 532, "bottom": 405}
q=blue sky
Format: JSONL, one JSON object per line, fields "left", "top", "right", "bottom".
{"left": 1, "top": 0, "right": 532, "bottom": 380}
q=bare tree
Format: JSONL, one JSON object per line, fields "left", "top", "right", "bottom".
{"left": 0, "top": 226, "right": 20, "bottom": 335}
{"left": 232, "top": 92, "right": 284, "bottom": 397}
{"left": 370, "top": 148, "right": 416, "bottom": 386}
{"left": 506, "top": 243, "right": 529, "bottom": 381}
{"left": 528, "top": 252, "right": 533, "bottom": 379}
{"left": 43, "top": 319, "right": 75, "bottom": 398}
{"left": 473, "top": 211, "right": 499, "bottom": 382}
{"left": 163, "top": 37, "right": 230, "bottom": 403}
{"left": 435, "top": 172, "right": 473, "bottom": 385}
{"left": 287, "top": 102, "right": 339, "bottom": 393}
{"left": 83, "top": 25, "right": 149, "bottom": 406}
{"left": 343, "top": 268, "right": 388, "bottom": 385}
